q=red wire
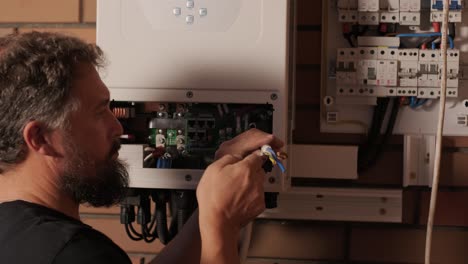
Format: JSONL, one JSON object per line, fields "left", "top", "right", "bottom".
{"left": 432, "top": 22, "right": 441, "bottom": 33}
{"left": 342, "top": 23, "right": 351, "bottom": 34}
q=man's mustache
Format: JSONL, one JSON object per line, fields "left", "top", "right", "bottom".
{"left": 109, "top": 139, "right": 121, "bottom": 158}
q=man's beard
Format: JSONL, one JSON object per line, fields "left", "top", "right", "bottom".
{"left": 60, "top": 138, "right": 129, "bottom": 207}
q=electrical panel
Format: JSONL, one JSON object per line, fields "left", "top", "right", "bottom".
{"left": 97, "top": 0, "right": 292, "bottom": 245}
{"left": 323, "top": 0, "right": 468, "bottom": 188}
{"left": 97, "top": 0, "right": 292, "bottom": 192}
{"left": 322, "top": 0, "right": 467, "bottom": 136}
{"left": 111, "top": 101, "right": 284, "bottom": 191}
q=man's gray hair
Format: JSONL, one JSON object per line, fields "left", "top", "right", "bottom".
{"left": 0, "top": 31, "right": 104, "bottom": 173}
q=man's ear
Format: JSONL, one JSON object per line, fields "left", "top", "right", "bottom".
{"left": 22, "top": 121, "right": 61, "bottom": 157}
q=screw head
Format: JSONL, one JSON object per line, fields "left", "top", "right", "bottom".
{"left": 270, "top": 93, "right": 278, "bottom": 100}
{"left": 268, "top": 177, "right": 276, "bottom": 183}
{"left": 185, "top": 175, "right": 192, "bottom": 181}
{"left": 186, "top": 91, "right": 194, "bottom": 98}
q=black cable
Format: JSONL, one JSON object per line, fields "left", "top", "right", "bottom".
{"left": 141, "top": 222, "right": 157, "bottom": 243}
{"left": 153, "top": 191, "right": 172, "bottom": 245}
{"left": 366, "top": 97, "right": 400, "bottom": 168}
{"left": 368, "top": 98, "right": 389, "bottom": 139}
{"left": 344, "top": 34, "right": 355, "bottom": 47}
{"left": 129, "top": 222, "right": 142, "bottom": 237}
{"left": 360, "top": 98, "right": 388, "bottom": 151}
{"left": 155, "top": 201, "right": 171, "bottom": 245}
{"left": 392, "top": 23, "right": 399, "bottom": 34}
{"left": 147, "top": 202, "right": 157, "bottom": 232}
{"left": 449, "top": 22, "right": 456, "bottom": 40}
{"left": 417, "top": 36, "right": 440, "bottom": 49}
{"left": 168, "top": 197, "right": 178, "bottom": 237}
{"left": 169, "top": 211, "right": 178, "bottom": 238}
{"left": 125, "top": 223, "right": 143, "bottom": 241}
{"left": 358, "top": 97, "right": 391, "bottom": 172}
{"left": 177, "top": 209, "right": 190, "bottom": 233}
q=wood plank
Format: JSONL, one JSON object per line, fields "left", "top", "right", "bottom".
{"left": 296, "top": 31, "right": 322, "bottom": 65}
{"left": 419, "top": 191, "right": 468, "bottom": 226}
{"left": 0, "top": 0, "right": 80, "bottom": 23}
{"left": 350, "top": 227, "right": 468, "bottom": 264}
{"left": 82, "top": 0, "right": 97, "bottom": 23}
{"left": 296, "top": 0, "right": 322, "bottom": 26}
{"left": 295, "top": 68, "right": 321, "bottom": 105}
{"left": 80, "top": 204, "right": 120, "bottom": 215}
{"left": 249, "top": 220, "right": 345, "bottom": 260}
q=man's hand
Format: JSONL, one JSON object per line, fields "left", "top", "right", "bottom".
{"left": 214, "top": 128, "right": 284, "bottom": 160}
{"left": 198, "top": 152, "right": 266, "bottom": 230}
{"left": 196, "top": 129, "right": 284, "bottom": 263}
{"left": 200, "top": 128, "right": 284, "bottom": 229}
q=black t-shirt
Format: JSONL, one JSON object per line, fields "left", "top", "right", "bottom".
{"left": 0, "top": 200, "right": 131, "bottom": 264}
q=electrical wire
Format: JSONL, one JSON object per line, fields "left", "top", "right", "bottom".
{"left": 261, "top": 145, "right": 286, "bottom": 173}
{"left": 425, "top": 0, "right": 450, "bottom": 263}
{"left": 358, "top": 98, "right": 390, "bottom": 171}
{"left": 365, "top": 98, "right": 400, "bottom": 168}
{"left": 448, "top": 22, "right": 456, "bottom": 39}
{"left": 141, "top": 223, "right": 158, "bottom": 243}
{"left": 396, "top": 32, "right": 454, "bottom": 49}
{"left": 125, "top": 222, "right": 144, "bottom": 241}
{"left": 410, "top": 97, "right": 429, "bottom": 109}
{"left": 145, "top": 203, "right": 158, "bottom": 235}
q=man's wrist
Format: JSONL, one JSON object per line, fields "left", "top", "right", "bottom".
{"left": 199, "top": 212, "right": 240, "bottom": 263}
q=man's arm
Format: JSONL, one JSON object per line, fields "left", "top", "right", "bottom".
{"left": 150, "top": 129, "right": 284, "bottom": 264}
{"left": 149, "top": 210, "right": 201, "bottom": 264}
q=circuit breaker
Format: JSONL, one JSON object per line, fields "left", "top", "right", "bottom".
{"left": 335, "top": 46, "right": 460, "bottom": 98}
{"left": 323, "top": 0, "right": 465, "bottom": 135}
{"left": 431, "top": 0, "right": 463, "bottom": 22}
{"left": 322, "top": 0, "right": 467, "bottom": 187}
{"left": 339, "top": 0, "right": 421, "bottom": 25}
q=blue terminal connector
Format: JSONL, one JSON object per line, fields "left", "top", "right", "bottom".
{"left": 261, "top": 145, "right": 286, "bottom": 173}
{"left": 432, "top": 0, "right": 462, "bottom": 10}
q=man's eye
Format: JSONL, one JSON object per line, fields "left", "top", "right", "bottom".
{"left": 97, "top": 108, "right": 107, "bottom": 115}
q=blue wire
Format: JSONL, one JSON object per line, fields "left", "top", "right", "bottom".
{"left": 266, "top": 148, "right": 277, "bottom": 157}
{"left": 396, "top": 33, "right": 454, "bottom": 49}
{"left": 276, "top": 161, "right": 286, "bottom": 173}
{"left": 264, "top": 147, "right": 286, "bottom": 173}
{"left": 409, "top": 96, "right": 416, "bottom": 107}
{"left": 411, "top": 99, "right": 428, "bottom": 108}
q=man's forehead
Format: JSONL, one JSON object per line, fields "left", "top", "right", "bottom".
{"left": 71, "top": 63, "right": 110, "bottom": 104}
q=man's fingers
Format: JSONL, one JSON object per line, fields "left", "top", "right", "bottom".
{"left": 238, "top": 133, "right": 285, "bottom": 157}
{"left": 211, "top": 154, "right": 242, "bottom": 169}
{"left": 241, "top": 150, "right": 266, "bottom": 170}
{"left": 257, "top": 134, "right": 284, "bottom": 151}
